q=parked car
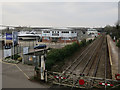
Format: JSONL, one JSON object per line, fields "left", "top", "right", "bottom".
{"left": 4, "top": 45, "right": 11, "bottom": 49}
{"left": 34, "top": 44, "right": 47, "bottom": 49}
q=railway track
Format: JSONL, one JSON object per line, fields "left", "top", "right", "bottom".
{"left": 62, "top": 34, "right": 111, "bottom": 80}
{"left": 48, "top": 35, "right": 113, "bottom": 88}
{"left": 62, "top": 35, "right": 103, "bottom": 74}
{"left": 86, "top": 35, "right": 108, "bottom": 88}
{"left": 84, "top": 35, "right": 106, "bottom": 77}
{"left": 72, "top": 35, "right": 104, "bottom": 85}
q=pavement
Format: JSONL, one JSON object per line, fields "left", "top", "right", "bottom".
{"left": 1, "top": 59, "right": 50, "bottom": 88}
{"left": 107, "top": 35, "right": 118, "bottom": 79}
{"left": 0, "top": 40, "right": 70, "bottom": 88}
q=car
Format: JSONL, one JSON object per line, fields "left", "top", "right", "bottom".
{"left": 5, "top": 45, "right": 11, "bottom": 49}
{"left": 34, "top": 44, "right": 47, "bottom": 49}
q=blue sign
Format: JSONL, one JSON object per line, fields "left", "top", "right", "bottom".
{"left": 6, "top": 33, "right": 12, "bottom": 40}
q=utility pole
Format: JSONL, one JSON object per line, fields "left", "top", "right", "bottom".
{"left": 118, "top": 1, "right": 120, "bottom": 74}
{"left": 12, "top": 31, "right": 14, "bottom": 60}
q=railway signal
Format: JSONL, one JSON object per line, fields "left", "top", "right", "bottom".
{"left": 79, "top": 79, "right": 85, "bottom": 85}
{"left": 115, "top": 74, "right": 120, "bottom": 80}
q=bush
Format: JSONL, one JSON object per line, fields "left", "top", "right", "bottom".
{"left": 79, "top": 39, "right": 86, "bottom": 47}
{"left": 86, "top": 39, "right": 93, "bottom": 45}
{"left": 46, "top": 49, "right": 64, "bottom": 70}
{"left": 88, "top": 39, "right": 93, "bottom": 43}
{"left": 116, "top": 40, "right": 120, "bottom": 48}
{"left": 11, "top": 54, "right": 20, "bottom": 60}
{"left": 17, "top": 57, "right": 22, "bottom": 61}
{"left": 46, "top": 39, "right": 92, "bottom": 70}
{"left": 5, "top": 56, "right": 11, "bottom": 59}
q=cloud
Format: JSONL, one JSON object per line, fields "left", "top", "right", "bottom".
{"left": 2, "top": 2, "right": 118, "bottom": 27}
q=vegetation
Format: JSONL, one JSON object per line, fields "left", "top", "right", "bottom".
{"left": 5, "top": 56, "right": 11, "bottom": 59}
{"left": 4, "top": 54, "right": 22, "bottom": 64}
{"left": 104, "top": 22, "right": 120, "bottom": 48}
{"left": 11, "top": 54, "right": 21, "bottom": 60}
{"left": 17, "top": 57, "right": 22, "bottom": 61}
{"left": 104, "top": 25, "right": 120, "bottom": 39}
{"left": 46, "top": 39, "right": 92, "bottom": 70}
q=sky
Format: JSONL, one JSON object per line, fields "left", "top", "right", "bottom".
{"left": 1, "top": 2, "right": 119, "bottom": 28}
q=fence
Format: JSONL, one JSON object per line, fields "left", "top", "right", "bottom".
{"left": 45, "top": 71, "right": 120, "bottom": 88}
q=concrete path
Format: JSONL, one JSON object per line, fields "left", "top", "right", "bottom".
{"left": 1, "top": 61, "right": 50, "bottom": 88}
{"left": 107, "top": 35, "right": 118, "bottom": 79}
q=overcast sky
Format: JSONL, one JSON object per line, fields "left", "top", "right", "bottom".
{"left": 1, "top": 2, "right": 118, "bottom": 27}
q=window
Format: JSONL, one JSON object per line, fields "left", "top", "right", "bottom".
{"left": 44, "top": 37, "right": 50, "bottom": 40}
{"left": 52, "top": 31, "right": 59, "bottom": 34}
{"left": 43, "top": 31, "right": 50, "bottom": 33}
{"left": 71, "top": 37, "right": 76, "bottom": 40}
{"left": 71, "top": 31, "right": 77, "bottom": 33}
{"left": 61, "top": 37, "right": 70, "bottom": 40}
{"left": 71, "top": 31, "right": 74, "bottom": 33}
{"left": 52, "top": 33, "right": 59, "bottom": 36}
{"left": 62, "top": 31, "right": 69, "bottom": 33}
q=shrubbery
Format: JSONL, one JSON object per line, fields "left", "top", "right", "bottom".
{"left": 11, "top": 54, "right": 21, "bottom": 60}
{"left": 116, "top": 40, "right": 120, "bottom": 48}
{"left": 17, "top": 57, "right": 22, "bottom": 61}
{"left": 46, "top": 39, "right": 92, "bottom": 70}
{"left": 88, "top": 39, "right": 93, "bottom": 44}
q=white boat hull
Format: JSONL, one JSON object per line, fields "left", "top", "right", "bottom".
{"left": 18, "top": 36, "right": 40, "bottom": 40}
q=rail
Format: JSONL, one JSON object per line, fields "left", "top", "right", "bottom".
{"left": 62, "top": 36, "right": 102, "bottom": 74}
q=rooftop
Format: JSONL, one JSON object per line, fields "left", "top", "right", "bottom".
{"left": 41, "top": 27, "right": 75, "bottom": 31}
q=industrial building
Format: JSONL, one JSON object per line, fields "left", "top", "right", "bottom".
{"left": 41, "top": 28, "right": 78, "bottom": 43}
{"left": 87, "top": 28, "right": 99, "bottom": 37}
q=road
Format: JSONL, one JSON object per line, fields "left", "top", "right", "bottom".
{"left": 2, "top": 62, "right": 50, "bottom": 88}
{"left": 0, "top": 47, "right": 50, "bottom": 88}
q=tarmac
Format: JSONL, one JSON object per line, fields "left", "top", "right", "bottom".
{"left": 107, "top": 35, "right": 119, "bottom": 79}
{"left": 1, "top": 59, "right": 50, "bottom": 88}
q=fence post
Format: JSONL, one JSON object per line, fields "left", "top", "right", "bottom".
{"left": 45, "top": 70, "right": 47, "bottom": 82}
{"left": 41, "top": 55, "right": 45, "bottom": 80}
{"left": 72, "top": 73, "right": 74, "bottom": 88}
{"left": 59, "top": 73, "right": 61, "bottom": 86}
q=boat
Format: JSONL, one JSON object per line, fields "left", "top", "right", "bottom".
{"left": 18, "top": 31, "right": 41, "bottom": 40}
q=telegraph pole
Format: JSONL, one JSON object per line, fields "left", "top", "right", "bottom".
{"left": 12, "top": 31, "right": 14, "bottom": 60}
{"left": 118, "top": 1, "right": 120, "bottom": 74}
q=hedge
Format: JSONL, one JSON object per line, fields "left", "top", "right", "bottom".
{"left": 116, "top": 40, "right": 120, "bottom": 48}
{"left": 46, "top": 39, "right": 92, "bottom": 70}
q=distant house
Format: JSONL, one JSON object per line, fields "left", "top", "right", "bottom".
{"left": 41, "top": 28, "right": 77, "bottom": 43}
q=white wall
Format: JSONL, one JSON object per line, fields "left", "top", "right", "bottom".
{"left": 42, "top": 30, "right": 77, "bottom": 38}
